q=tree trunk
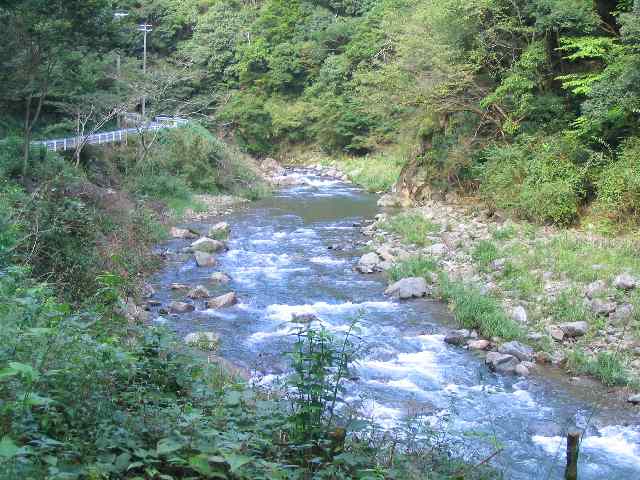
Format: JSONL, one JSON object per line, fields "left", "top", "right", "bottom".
{"left": 22, "top": 95, "right": 32, "bottom": 177}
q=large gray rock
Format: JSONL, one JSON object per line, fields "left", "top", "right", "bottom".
{"left": 184, "top": 331, "right": 220, "bottom": 350}
{"left": 169, "top": 301, "right": 195, "bottom": 314}
{"left": 467, "top": 339, "right": 490, "bottom": 350}
{"left": 195, "top": 251, "right": 217, "bottom": 267}
{"left": 498, "top": 341, "right": 534, "bottom": 362}
{"left": 377, "top": 194, "right": 411, "bottom": 208}
{"left": 384, "top": 277, "right": 429, "bottom": 299}
{"left": 628, "top": 394, "right": 640, "bottom": 405}
{"left": 610, "top": 303, "right": 634, "bottom": 325}
{"left": 590, "top": 298, "right": 616, "bottom": 316}
{"left": 206, "top": 292, "right": 237, "bottom": 309}
{"left": 356, "top": 252, "right": 381, "bottom": 273}
{"left": 208, "top": 222, "right": 230, "bottom": 239}
{"left": 191, "top": 237, "right": 226, "bottom": 253}
{"left": 486, "top": 352, "right": 520, "bottom": 374}
{"left": 444, "top": 329, "right": 470, "bottom": 346}
{"left": 614, "top": 274, "right": 637, "bottom": 291}
{"left": 559, "top": 321, "right": 589, "bottom": 338}
{"left": 187, "top": 285, "right": 211, "bottom": 299}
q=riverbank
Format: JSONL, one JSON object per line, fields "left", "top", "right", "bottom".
{"left": 307, "top": 159, "right": 640, "bottom": 403}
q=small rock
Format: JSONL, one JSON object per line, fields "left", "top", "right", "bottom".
{"left": 195, "top": 251, "right": 217, "bottom": 267}
{"left": 187, "top": 285, "right": 211, "bottom": 299}
{"left": 486, "top": 352, "right": 519, "bottom": 374}
{"left": 170, "top": 227, "right": 197, "bottom": 239}
{"left": 498, "top": 341, "right": 534, "bottom": 362}
{"left": 590, "top": 299, "right": 617, "bottom": 316}
{"left": 356, "top": 252, "right": 381, "bottom": 273}
{"left": 535, "top": 351, "right": 552, "bottom": 364}
{"left": 206, "top": 292, "right": 237, "bottom": 309}
{"left": 467, "top": 339, "right": 490, "bottom": 350}
{"left": 610, "top": 304, "right": 634, "bottom": 325}
{"left": 585, "top": 280, "right": 607, "bottom": 299}
{"left": 375, "top": 245, "right": 396, "bottom": 262}
{"left": 384, "top": 277, "right": 429, "bottom": 299}
{"left": 444, "top": 330, "right": 470, "bottom": 346}
{"left": 211, "top": 272, "right": 232, "bottom": 283}
{"left": 184, "top": 332, "right": 220, "bottom": 350}
{"left": 547, "top": 325, "right": 565, "bottom": 342}
{"left": 511, "top": 306, "right": 528, "bottom": 324}
{"left": 170, "top": 283, "right": 189, "bottom": 290}
{"left": 527, "top": 333, "right": 544, "bottom": 341}
{"left": 515, "top": 364, "right": 530, "bottom": 377}
{"left": 147, "top": 299, "right": 162, "bottom": 308}
{"left": 191, "top": 237, "right": 226, "bottom": 253}
{"left": 490, "top": 258, "right": 507, "bottom": 272}
{"left": 169, "top": 301, "right": 195, "bottom": 314}
{"left": 142, "top": 283, "right": 156, "bottom": 299}
{"left": 614, "top": 274, "right": 637, "bottom": 291}
{"left": 627, "top": 394, "right": 640, "bottom": 405}
{"left": 208, "top": 222, "right": 230, "bottom": 239}
{"left": 559, "top": 321, "right": 589, "bottom": 338}
{"left": 426, "top": 243, "right": 448, "bottom": 256}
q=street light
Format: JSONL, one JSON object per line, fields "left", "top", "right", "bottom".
{"left": 138, "top": 23, "right": 153, "bottom": 119}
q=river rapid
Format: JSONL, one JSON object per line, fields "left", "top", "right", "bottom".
{"left": 151, "top": 170, "right": 640, "bottom": 479}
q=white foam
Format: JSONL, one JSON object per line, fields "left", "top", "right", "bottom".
{"left": 361, "top": 350, "right": 440, "bottom": 380}
{"left": 388, "top": 378, "right": 424, "bottom": 392}
{"left": 250, "top": 239, "right": 277, "bottom": 246}
{"left": 533, "top": 425, "right": 640, "bottom": 465}
{"left": 264, "top": 301, "right": 397, "bottom": 323}
{"left": 309, "top": 256, "right": 346, "bottom": 266}
{"left": 361, "top": 400, "right": 404, "bottom": 430}
{"left": 511, "top": 389, "right": 537, "bottom": 407}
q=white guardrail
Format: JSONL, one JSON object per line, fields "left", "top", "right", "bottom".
{"left": 31, "top": 116, "right": 189, "bottom": 152}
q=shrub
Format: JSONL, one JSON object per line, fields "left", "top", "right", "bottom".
{"left": 471, "top": 240, "right": 500, "bottom": 271}
{"left": 481, "top": 135, "right": 589, "bottom": 225}
{"left": 596, "top": 137, "right": 640, "bottom": 223}
{"left": 567, "top": 350, "right": 630, "bottom": 387}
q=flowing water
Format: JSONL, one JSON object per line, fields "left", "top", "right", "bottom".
{"left": 152, "top": 171, "right": 640, "bottom": 479}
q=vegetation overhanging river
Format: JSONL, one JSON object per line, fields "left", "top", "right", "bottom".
{"left": 152, "top": 170, "right": 640, "bottom": 480}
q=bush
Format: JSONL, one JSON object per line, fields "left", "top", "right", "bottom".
{"left": 481, "top": 135, "right": 589, "bottom": 225}
{"left": 388, "top": 256, "right": 437, "bottom": 282}
{"left": 596, "top": 137, "right": 640, "bottom": 223}
{"left": 383, "top": 212, "right": 438, "bottom": 246}
{"left": 131, "top": 173, "right": 192, "bottom": 200}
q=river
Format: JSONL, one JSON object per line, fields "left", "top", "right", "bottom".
{"left": 152, "top": 170, "right": 640, "bottom": 479}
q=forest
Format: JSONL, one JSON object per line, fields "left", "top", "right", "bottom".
{"left": 1, "top": 0, "right": 639, "bottom": 479}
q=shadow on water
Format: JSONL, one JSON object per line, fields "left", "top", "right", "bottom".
{"left": 151, "top": 171, "right": 640, "bottom": 480}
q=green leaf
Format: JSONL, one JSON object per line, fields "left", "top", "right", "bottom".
{"left": 222, "top": 452, "right": 252, "bottom": 473}
{"left": 0, "top": 362, "right": 39, "bottom": 381}
{"left": 188, "top": 454, "right": 227, "bottom": 478}
{"left": 0, "top": 437, "right": 22, "bottom": 459}
{"left": 156, "top": 438, "right": 185, "bottom": 456}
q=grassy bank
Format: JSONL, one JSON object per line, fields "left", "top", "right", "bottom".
{"left": 376, "top": 207, "right": 640, "bottom": 390}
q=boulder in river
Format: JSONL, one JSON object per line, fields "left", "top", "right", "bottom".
{"left": 211, "top": 272, "right": 232, "bottom": 284}
{"left": 170, "top": 226, "right": 197, "bottom": 239}
{"left": 187, "top": 285, "right": 211, "bottom": 299}
{"left": 515, "top": 363, "right": 530, "bottom": 377}
{"left": 206, "top": 292, "right": 237, "bottom": 309}
{"left": 169, "top": 301, "right": 195, "bottom": 314}
{"left": 184, "top": 331, "right": 219, "bottom": 350}
{"left": 558, "top": 321, "right": 589, "bottom": 338}
{"left": 498, "top": 341, "right": 534, "bottom": 362}
{"left": 628, "top": 394, "right": 640, "bottom": 405}
{"left": 292, "top": 313, "right": 319, "bottom": 324}
{"left": 384, "top": 277, "right": 429, "bottom": 299}
{"left": 195, "top": 251, "right": 217, "bottom": 267}
{"left": 208, "top": 222, "right": 230, "bottom": 239}
{"left": 467, "top": 339, "right": 490, "bottom": 350}
{"left": 444, "top": 329, "right": 470, "bottom": 346}
{"left": 486, "top": 352, "right": 519, "bottom": 374}
{"left": 191, "top": 237, "right": 226, "bottom": 253}
{"left": 356, "top": 252, "right": 382, "bottom": 273}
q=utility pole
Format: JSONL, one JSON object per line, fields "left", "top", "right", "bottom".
{"left": 138, "top": 23, "right": 153, "bottom": 119}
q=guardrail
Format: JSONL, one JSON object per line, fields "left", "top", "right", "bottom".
{"left": 31, "top": 116, "right": 189, "bottom": 152}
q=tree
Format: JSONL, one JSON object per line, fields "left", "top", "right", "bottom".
{"left": 0, "top": 0, "right": 117, "bottom": 176}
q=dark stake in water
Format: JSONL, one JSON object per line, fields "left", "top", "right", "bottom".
{"left": 152, "top": 171, "right": 640, "bottom": 479}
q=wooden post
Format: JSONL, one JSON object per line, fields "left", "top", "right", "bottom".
{"left": 565, "top": 430, "right": 580, "bottom": 480}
